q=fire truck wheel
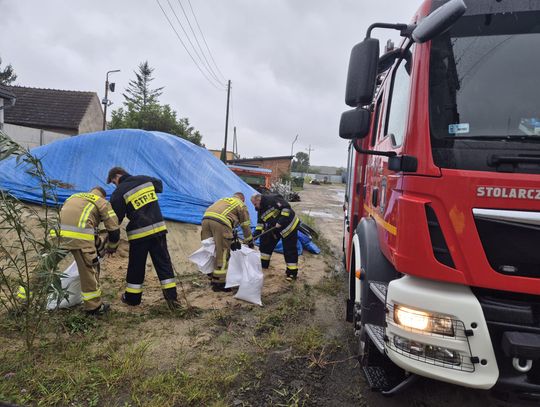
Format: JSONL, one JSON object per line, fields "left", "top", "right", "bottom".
{"left": 356, "top": 218, "right": 398, "bottom": 327}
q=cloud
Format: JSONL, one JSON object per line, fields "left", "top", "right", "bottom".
{"left": 0, "top": 0, "right": 423, "bottom": 166}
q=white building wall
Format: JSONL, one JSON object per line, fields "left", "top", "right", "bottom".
{"left": 3, "top": 123, "right": 68, "bottom": 149}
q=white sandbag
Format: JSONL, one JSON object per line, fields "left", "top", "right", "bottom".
{"left": 188, "top": 237, "right": 215, "bottom": 274}
{"left": 46, "top": 261, "right": 83, "bottom": 310}
{"left": 225, "top": 248, "right": 245, "bottom": 288}
{"left": 234, "top": 247, "right": 263, "bottom": 306}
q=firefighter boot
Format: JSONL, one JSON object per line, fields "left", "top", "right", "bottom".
{"left": 86, "top": 303, "right": 111, "bottom": 316}
{"left": 211, "top": 282, "right": 232, "bottom": 293}
{"left": 285, "top": 269, "right": 298, "bottom": 282}
{"left": 261, "top": 253, "right": 272, "bottom": 269}
{"left": 166, "top": 298, "right": 182, "bottom": 310}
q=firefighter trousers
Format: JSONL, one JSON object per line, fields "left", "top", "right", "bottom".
{"left": 259, "top": 228, "right": 299, "bottom": 276}
{"left": 201, "top": 219, "right": 233, "bottom": 285}
{"left": 72, "top": 248, "right": 102, "bottom": 311}
{"left": 124, "top": 234, "right": 178, "bottom": 305}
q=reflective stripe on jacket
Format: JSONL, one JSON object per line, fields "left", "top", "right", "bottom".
{"left": 203, "top": 197, "right": 252, "bottom": 241}
{"left": 55, "top": 190, "right": 120, "bottom": 249}
{"left": 257, "top": 194, "right": 299, "bottom": 237}
{"left": 110, "top": 174, "right": 167, "bottom": 241}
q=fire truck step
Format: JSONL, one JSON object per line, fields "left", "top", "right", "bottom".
{"left": 369, "top": 281, "right": 388, "bottom": 303}
{"left": 363, "top": 366, "right": 392, "bottom": 391}
{"left": 365, "top": 323, "right": 385, "bottom": 353}
{"left": 364, "top": 365, "right": 418, "bottom": 395}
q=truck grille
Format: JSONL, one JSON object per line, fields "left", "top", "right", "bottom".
{"left": 473, "top": 209, "right": 540, "bottom": 278}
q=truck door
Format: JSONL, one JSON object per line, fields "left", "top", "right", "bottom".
{"left": 372, "top": 51, "right": 413, "bottom": 256}
{"left": 345, "top": 96, "right": 384, "bottom": 273}
{"left": 343, "top": 142, "right": 354, "bottom": 253}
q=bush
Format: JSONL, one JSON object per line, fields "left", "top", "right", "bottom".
{"left": 0, "top": 131, "right": 66, "bottom": 351}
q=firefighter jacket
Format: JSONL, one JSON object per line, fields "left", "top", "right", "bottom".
{"left": 53, "top": 189, "right": 120, "bottom": 250}
{"left": 203, "top": 197, "right": 253, "bottom": 242}
{"left": 110, "top": 174, "right": 167, "bottom": 242}
{"left": 256, "top": 194, "right": 299, "bottom": 238}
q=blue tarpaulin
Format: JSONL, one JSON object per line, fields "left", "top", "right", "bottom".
{"left": 273, "top": 231, "right": 321, "bottom": 255}
{"left": 0, "top": 129, "right": 258, "bottom": 225}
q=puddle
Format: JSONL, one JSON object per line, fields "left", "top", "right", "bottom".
{"left": 330, "top": 189, "right": 345, "bottom": 202}
{"left": 302, "top": 210, "right": 340, "bottom": 219}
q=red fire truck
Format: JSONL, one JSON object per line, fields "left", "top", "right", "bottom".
{"left": 341, "top": 0, "right": 540, "bottom": 400}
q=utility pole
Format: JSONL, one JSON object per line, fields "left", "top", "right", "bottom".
{"left": 291, "top": 134, "right": 299, "bottom": 157}
{"left": 102, "top": 69, "right": 120, "bottom": 131}
{"left": 221, "top": 80, "right": 231, "bottom": 163}
{"left": 306, "top": 144, "right": 314, "bottom": 173}
{"left": 306, "top": 144, "right": 314, "bottom": 163}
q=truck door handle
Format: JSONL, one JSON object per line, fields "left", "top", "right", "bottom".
{"left": 372, "top": 187, "right": 379, "bottom": 207}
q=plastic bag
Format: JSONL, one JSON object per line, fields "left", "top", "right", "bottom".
{"left": 233, "top": 246, "right": 264, "bottom": 306}
{"left": 189, "top": 237, "right": 215, "bottom": 274}
{"left": 46, "top": 261, "right": 83, "bottom": 310}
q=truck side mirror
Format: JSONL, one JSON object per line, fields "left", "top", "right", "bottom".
{"left": 412, "top": 0, "right": 466, "bottom": 43}
{"left": 345, "top": 38, "right": 380, "bottom": 107}
{"left": 339, "top": 108, "right": 371, "bottom": 140}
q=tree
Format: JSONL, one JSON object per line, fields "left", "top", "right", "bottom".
{"left": 123, "top": 61, "right": 163, "bottom": 110}
{"left": 109, "top": 61, "right": 203, "bottom": 146}
{"left": 110, "top": 104, "right": 202, "bottom": 145}
{"left": 291, "top": 151, "right": 310, "bottom": 172}
{"left": 0, "top": 57, "right": 17, "bottom": 85}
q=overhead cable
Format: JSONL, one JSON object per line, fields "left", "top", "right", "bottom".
{"left": 155, "top": 0, "right": 225, "bottom": 90}
{"left": 187, "top": 0, "right": 227, "bottom": 82}
{"left": 176, "top": 0, "right": 223, "bottom": 85}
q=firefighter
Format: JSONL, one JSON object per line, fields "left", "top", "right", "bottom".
{"left": 201, "top": 192, "right": 254, "bottom": 292}
{"left": 251, "top": 193, "right": 300, "bottom": 281}
{"left": 48, "top": 186, "right": 119, "bottom": 315}
{"left": 107, "top": 167, "right": 179, "bottom": 309}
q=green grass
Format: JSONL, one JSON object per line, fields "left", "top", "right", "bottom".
{"left": 291, "top": 326, "right": 325, "bottom": 355}
{"left": 0, "top": 332, "right": 253, "bottom": 407}
{"left": 255, "top": 286, "right": 315, "bottom": 335}
{"left": 298, "top": 213, "right": 316, "bottom": 230}
{"left": 314, "top": 276, "right": 342, "bottom": 297}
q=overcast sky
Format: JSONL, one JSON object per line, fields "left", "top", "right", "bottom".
{"left": 0, "top": 0, "right": 423, "bottom": 166}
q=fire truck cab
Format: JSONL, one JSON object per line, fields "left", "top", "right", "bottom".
{"left": 340, "top": 0, "right": 540, "bottom": 400}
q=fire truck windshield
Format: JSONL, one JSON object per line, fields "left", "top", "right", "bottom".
{"left": 429, "top": 10, "right": 540, "bottom": 174}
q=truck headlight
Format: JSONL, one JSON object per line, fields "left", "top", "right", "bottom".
{"left": 394, "top": 304, "right": 455, "bottom": 337}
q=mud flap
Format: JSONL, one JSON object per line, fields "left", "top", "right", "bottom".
{"left": 346, "top": 298, "right": 354, "bottom": 322}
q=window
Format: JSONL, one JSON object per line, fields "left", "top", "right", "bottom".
{"left": 371, "top": 98, "right": 382, "bottom": 147}
{"left": 345, "top": 142, "right": 354, "bottom": 203}
{"left": 385, "top": 57, "right": 412, "bottom": 147}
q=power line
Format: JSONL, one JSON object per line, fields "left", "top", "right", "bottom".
{"left": 164, "top": 0, "right": 225, "bottom": 87}
{"left": 176, "top": 0, "right": 223, "bottom": 86}
{"left": 187, "top": 0, "right": 227, "bottom": 82}
{"left": 155, "top": 0, "right": 225, "bottom": 90}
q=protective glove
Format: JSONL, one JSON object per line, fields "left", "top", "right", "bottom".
{"left": 231, "top": 239, "right": 241, "bottom": 251}
{"left": 105, "top": 241, "right": 118, "bottom": 256}
{"left": 248, "top": 241, "right": 255, "bottom": 249}
{"left": 252, "top": 229, "right": 262, "bottom": 239}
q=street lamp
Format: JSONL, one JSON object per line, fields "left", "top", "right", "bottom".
{"left": 291, "top": 134, "right": 299, "bottom": 157}
{"left": 102, "top": 69, "right": 120, "bottom": 131}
